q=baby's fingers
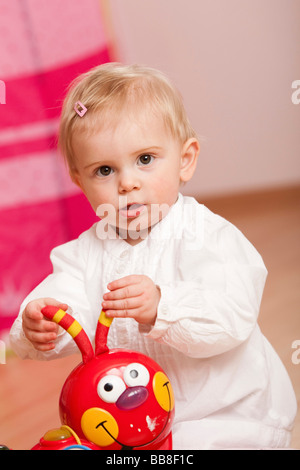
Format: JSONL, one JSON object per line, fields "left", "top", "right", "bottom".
{"left": 23, "top": 316, "right": 58, "bottom": 333}
{"left": 102, "top": 296, "right": 141, "bottom": 313}
{"left": 28, "top": 329, "right": 57, "bottom": 343}
{"left": 103, "top": 284, "right": 141, "bottom": 302}
{"left": 23, "top": 307, "right": 43, "bottom": 322}
{"left": 22, "top": 323, "right": 58, "bottom": 351}
{"left": 29, "top": 335, "right": 57, "bottom": 351}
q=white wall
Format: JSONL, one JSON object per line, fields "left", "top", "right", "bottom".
{"left": 108, "top": 0, "right": 300, "bottom": 197}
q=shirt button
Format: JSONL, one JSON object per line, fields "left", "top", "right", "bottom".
{"left": 161, "top": 304, "right": 168, "bottom": 315}
{"left": 120, "top": 250, "right": 129, "bottom": 258}
{"left": 117, "top": 264, "right": 126, "bottom": 274}
{"left": 268, "top": 409, "right": 280, "bottom": 421}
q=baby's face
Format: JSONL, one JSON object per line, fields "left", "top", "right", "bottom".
{"left": 72, "top": 111, "right": 192, "bottom": 243}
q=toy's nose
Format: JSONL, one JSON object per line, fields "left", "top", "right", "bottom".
{"left": 116, "top": 386, "right": 148, "bottom": 410}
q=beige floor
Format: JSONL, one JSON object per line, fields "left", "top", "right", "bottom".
{"left": 0, "top": 185, "right": 299, "bottom": 450}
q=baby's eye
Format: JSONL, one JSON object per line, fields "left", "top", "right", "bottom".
{"left": 138, "top": 154, "right": 154, "bottom": 166}
{"left": 96, "top": 166, "right": 113, "bottom": 177}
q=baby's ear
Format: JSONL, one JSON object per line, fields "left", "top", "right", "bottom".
{"left": 179, "top": 138, "right": 200, "bottom": 183}
{"left": 70, "top": 169, "right": 82, "bottom": 189}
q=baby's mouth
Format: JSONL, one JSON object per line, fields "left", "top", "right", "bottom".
{"left": 119, "top": 203, "right": 146, "bottom": 219}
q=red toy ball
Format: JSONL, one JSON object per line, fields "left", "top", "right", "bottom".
{"left": 31, "top": 307, "right": 175, "bottom": 450}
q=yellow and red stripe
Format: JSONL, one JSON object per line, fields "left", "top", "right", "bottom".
{"left": 42, "top": 306, "right": 94, "bottom": 363}
{"left": 95, "top": 310, "right": 113, "bottom": 356}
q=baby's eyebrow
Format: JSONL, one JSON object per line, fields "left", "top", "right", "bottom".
{"left": 135, "top": 146, "right": 162, "bottom": 154}
{"left": 83, "top": 160, "right": 107, "bottom": 170}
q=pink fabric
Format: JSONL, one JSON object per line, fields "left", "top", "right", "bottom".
{"left": 0, "top": 0, "right": 111, "bottom": 340}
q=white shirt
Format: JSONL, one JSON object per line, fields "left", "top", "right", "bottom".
{"left": 10, "top": 193, "right": 297, "bottom": 449}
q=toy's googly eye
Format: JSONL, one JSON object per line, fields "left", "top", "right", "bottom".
{"left": 123, "top": 363, "right": 150, "bottom": 387}
{"left": 97, "top": 375, "right": 126, "bottom": 403}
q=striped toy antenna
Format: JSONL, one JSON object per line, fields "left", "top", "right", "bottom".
{"left": 95, "top": 310, "right": 113, "bottom": 356}
{"left": 41, "top": 306, "right": 94, "bottom": 364}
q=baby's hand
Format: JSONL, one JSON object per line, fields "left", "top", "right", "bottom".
{"left": 102, "top": 275, "right": 161, "bottom": 325}
{"left": 22, "top": 298, "right": 69, "bottom": 351}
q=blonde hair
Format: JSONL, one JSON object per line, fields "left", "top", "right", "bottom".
{"left": 58, "top": 63, "right": 197, "bottom": 175}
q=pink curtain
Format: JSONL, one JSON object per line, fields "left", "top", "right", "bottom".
{"left": 0, "top": 0, "right": 112, "bottom": 341}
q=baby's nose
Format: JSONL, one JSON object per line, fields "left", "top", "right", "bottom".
{"left": 118, "top": 171, "right": 140, "bottom": 193}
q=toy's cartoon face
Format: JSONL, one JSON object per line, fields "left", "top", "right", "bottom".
{"left": 41, "top": 306, "right": 175, "bottom": 450}
{"left": 59, "top": 350, "right": 175, "bottom": 449}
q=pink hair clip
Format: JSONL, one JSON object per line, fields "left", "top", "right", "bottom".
{"left": 74, "top": 101, "right": 87, "bottom": 117}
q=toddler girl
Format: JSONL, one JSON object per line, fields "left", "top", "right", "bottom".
{"left": 10, "top": 63, "right": 297, "bottom": 449}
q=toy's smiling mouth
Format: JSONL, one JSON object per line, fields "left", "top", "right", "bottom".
{"left": 96, "top": 420, "right": 132, "bottom": 450}
{"left": 95, "top": 381, "right": 172, "bottom": 450}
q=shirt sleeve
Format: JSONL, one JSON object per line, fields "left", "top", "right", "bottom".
{"left": 9, "top": 234, "right": 92, "bottom": 361}
{"left": 145, "top": 215, "right": 268, "bottom": 358}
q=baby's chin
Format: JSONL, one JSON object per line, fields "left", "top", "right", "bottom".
{"left": 115, "top": 223, "right": 151, "bottom": 245}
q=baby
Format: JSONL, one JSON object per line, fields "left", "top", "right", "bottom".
{"left": 10, "top": 63, "right": 297, "bottom": 449}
